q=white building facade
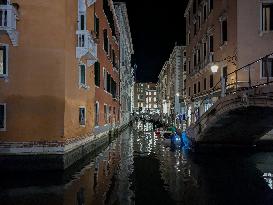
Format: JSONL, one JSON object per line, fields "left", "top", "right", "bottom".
{"left": 114, "top": 2, "right": 134, "bottom": 127}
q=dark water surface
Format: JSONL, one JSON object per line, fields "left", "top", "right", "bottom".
{"left": 1, "top": 122, "right": 273, "bottom": 205}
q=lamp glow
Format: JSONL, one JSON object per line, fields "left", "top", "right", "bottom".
{"left": 211, "top": 64, "right": 219, "bottom": 73}
{"left": 176, "top": 93, "right": 180, "bottom": 97}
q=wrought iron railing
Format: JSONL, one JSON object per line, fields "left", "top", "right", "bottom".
{"left": 189, "top": 52, "right": 273, "bottom": 124}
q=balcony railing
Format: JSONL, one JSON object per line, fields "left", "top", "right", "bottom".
{"left": 0, "top": 4, "right": 19, "bottom": 46}
{"left": 76, "top": 30, "right": 97, "bottom": 64}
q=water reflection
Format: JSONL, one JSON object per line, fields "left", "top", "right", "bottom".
{"left": 0, "top": 123, "right": 273, "bottom": 205}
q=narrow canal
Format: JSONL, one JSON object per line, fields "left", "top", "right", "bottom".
{"left": 1, "top": 122, "right": 273, "bottom": 205}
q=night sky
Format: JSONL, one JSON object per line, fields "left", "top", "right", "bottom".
{"left": 115, "top": 0, "right": 187, "bottom": 83}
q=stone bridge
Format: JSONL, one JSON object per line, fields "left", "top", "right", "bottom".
{"left": 187, "top": 85, "right": 273, "bottom": 146}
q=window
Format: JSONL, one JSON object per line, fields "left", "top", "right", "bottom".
{"left": 107, "top": 72, "right": 111, "bottom": 93}
{"left": 194, "top": 84, "right": 197, "bottom": 94}
{"left": 80, "top": 14, "right": 85, "bottom": 30}
{"left": 223, "top": 66, "right": 228, "bottom": 79}
{"left": 198, "top": 14, "right": 201, "bottom": 29}
{"left": 79, "top": 64, "right": 86, "bottom": 85}
{"left": 194, "top": 53, "right": 197, "bottom": 67}
{"left": 184, "top": 61, "right": 187, "bottom": 71}
{"left": 221, "top": 19, "right": 228, "bottom": 43}
{"left": 95, "top": 102, "right": 99, "bottom": 126}
{"left": 204, "top": 78, "right": 207, "bottom": 90}
{"left": 187, "top": 32, "right": 191, "bottom": 45}
{"left": 188, "top": 60, "right": 191, "bottom": 74}
{"left": 0, "top": 0, "right": 8, "bottom": 5}
{"left": 0, "top": 45, "right": 7, "bottom": 76}
{"left": 210, "top": 74, "right": 214, "bottom": 88}
{"left": 94, "top": 14, "right": 100, "bottom": 38}
{"left": 198, "top": 81, "right": 200, "bottom": 93}
{"left": 111, "top": 77, "right": 117, "bottom": 98}
{"left": 103, "top": 68, "right": 107, "bottom": 90}
{"left": 262, "top": 3, "right": 273, "bottom": 31}
{"left": 203, "top": 42, "right": 207, "bottom": 60}
{"left": 209, "top": 35, "right": 214, "bottom": 52}
{"left": 112, "top": 49, "right": 116, "bottom": 67}
{"left": 103, "top": 29, "right": 108, "bottom": 54}
{"left": 203, "top": 4, "right": 207, "bottom": 21}
{"left": 188, "top": 87, "right": 191, "bottom": 96}
{"left": 94, "top": 62, "right": 100, "bottom": 87}
{"left": 104, "top": 104, "right": 107, "bottom": 124}
{"left": 262, "top": 56, "right": 273, "bottom": 77}
{"left": 194, "top": 22, "right": 197, "bottom": 35}
{"left": 79, "top": 107, "right": 86, "bottom": 126}
{"left": 197, "top": 49, "right": 201, "bottom": 64}
{"left": 0, "top": 103, "right": 6, "bottom": 131}
{"left": 109, "top": 44, "right": 112, "bottom": 59}
{"left": 209, "top": 0, "right": 213, "bottom": 13}
{"left": 193, "top": 0, "right": 197, "bottom": 14}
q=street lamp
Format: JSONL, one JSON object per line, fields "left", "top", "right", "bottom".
{"left": 210, "top": 63, "right": 226, "bottom": 97}
{"left": 210, "top": 64, "right": 219, "bottom": 73}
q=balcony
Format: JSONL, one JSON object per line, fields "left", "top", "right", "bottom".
{"left": 76, "top": 30, "right": 97, "bottom": 65}
{"left": 0, "top": 4, "right": 19, "bottom": 46}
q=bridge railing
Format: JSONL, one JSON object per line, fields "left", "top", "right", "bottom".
{"left": 190, "top": 52, "right": 273, "bottom": 125}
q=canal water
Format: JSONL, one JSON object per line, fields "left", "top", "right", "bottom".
{"left": 1, "top": 122, "right": 273, "bottom": 205}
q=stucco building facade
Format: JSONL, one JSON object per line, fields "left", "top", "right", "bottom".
{"left": 114, "top": 2, "right": 134, "bottom": 127}
{"left": 0, "top": 0, "right": 132, "bottom": 170}
{"left": 184, "top": 0, "right": 273, "bottom": 125}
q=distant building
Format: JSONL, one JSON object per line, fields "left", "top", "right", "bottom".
{"left": 157, "top": 46, "right": 187, "bottom": 125}
{"left": 134, "top": 83, "right": 158, "bottom": 113}
{"left": 114, "top": 2, "right": 134, "bottom": 127}
{"left": 184, "top": 0, "right": 273, "bottom": 124}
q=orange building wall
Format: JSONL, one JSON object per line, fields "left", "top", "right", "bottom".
{"left": 0, "top": 0, "right": 96, "bottom": 142}
{"left": 95, "top": 0, "right": 120, "bottom": 127}
{"left": 63, "top": 0, "right": 96, "bottom": 139}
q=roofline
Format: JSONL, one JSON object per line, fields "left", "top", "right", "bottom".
{"left": 184, "top": 0, "right": 193, "bottom": 17}
{"left": 114, "top": 2, "right": 134, "bottom": 54}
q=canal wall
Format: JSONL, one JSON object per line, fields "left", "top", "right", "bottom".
{"left": 0, "top": 125, "right": 123, "bottom": 171}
